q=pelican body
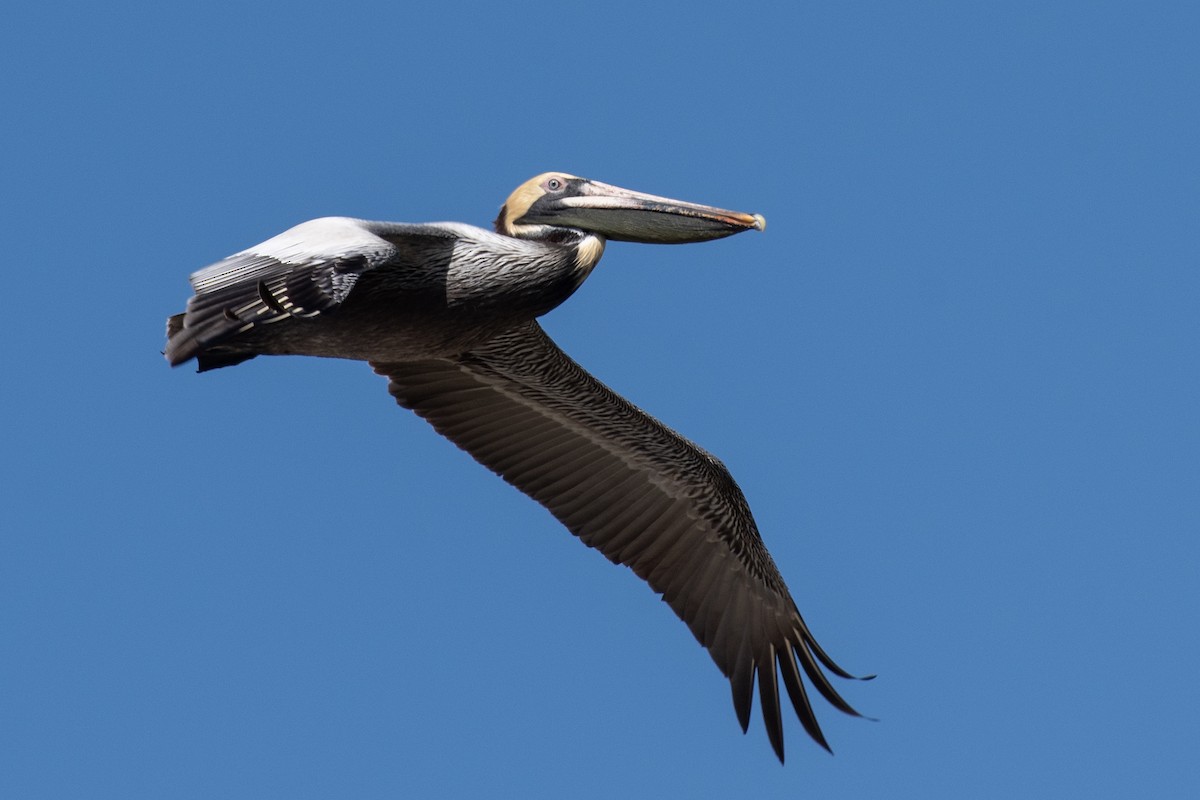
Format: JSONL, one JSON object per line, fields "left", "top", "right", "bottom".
{"left": 166, "top": 173, "right": 866, "bottom": 762}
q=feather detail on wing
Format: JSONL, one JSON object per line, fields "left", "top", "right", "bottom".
{"left": 165, "top": 217, "right": 404, "bottom": 369}
{"left": 371, "top": 320, "right": 869, "bottom": 762}
{"left": 164, "top": 218, "right": 476, "bottom": 370}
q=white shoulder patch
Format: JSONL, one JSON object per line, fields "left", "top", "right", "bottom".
{"left": 237, "top": 217, "right": 391, "bottom": 264}
{"left": 189, "top": 217, "right": 397, "bottom": 291}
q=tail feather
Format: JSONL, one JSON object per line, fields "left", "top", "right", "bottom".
{"left": 164, "top": 311, "right": 258, "bottom": 372}
{"left": 164, "top": 313, "right": 193, "bottom": 364}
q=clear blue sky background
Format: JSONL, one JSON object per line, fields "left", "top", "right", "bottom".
{"left": 3, "top": 2, "right": 1197, "bottom": 797}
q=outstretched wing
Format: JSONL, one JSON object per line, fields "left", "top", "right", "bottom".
{"left": 165, "top": 217, "right": 458, "bottom": 370}
{"left": 372, "top": 320, "right": 867, "bottom": 762}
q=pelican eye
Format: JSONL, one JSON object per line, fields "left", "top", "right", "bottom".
{"left": 545, "top": 177, "right": 565, "bottom": 192}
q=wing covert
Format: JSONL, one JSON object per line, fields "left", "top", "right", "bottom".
{"left": 165, "top": 218, "right": 461, "bottom": 369}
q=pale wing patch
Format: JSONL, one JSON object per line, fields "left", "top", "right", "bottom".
{"left": 191, "top": 217, "right": 394, "bottom": 291}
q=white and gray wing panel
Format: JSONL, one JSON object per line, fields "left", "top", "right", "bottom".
{"left": 165, "top": 218, "right": 458, "bottom": 369}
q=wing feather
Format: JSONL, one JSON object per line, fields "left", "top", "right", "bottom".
{"left": 166, "top": 218, "right": 399, "bottom": 368}
{"left": 372, "top": 320, "right": 866, "bottom": 762}
{"left": 165, "top": 218, "right": 468, "bottom": 370}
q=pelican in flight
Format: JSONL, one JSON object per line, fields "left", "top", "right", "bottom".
{"left": 166, "top": 173, "right": 867, "bottom": 762}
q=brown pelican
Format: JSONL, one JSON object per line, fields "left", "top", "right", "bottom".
{"left": 166, "top": 172, "right": 868, "bottom": 762}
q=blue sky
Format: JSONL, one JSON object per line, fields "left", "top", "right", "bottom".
{"left": 3, "top": 2, "right": 1197, "bottom": 797}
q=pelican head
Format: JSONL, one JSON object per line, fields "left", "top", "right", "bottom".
{"left": 496, "top": 172, "right": 766, "bottom": 244}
